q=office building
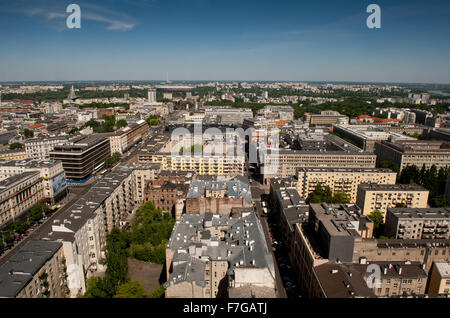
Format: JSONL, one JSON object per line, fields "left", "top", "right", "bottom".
{"left": 374, "top": 140, "right": 450, "bottom": 171}
{"left": 308, "top": 203, "right": 374, "bottom": 263}
{"left": 50, "top": 135, "right": 111, "bottom": 180}
{"left": 303, "top": 111, "right": 349, "bottom": 127}
{"left": 356, "top": 184, "right": 429, "bottom": 218}
{"left": 333, "top": 125, "right": 415, "bottom": 152}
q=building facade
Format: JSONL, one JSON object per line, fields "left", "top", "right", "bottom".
{"left": 385, "top": 208, "right": 450, "bottom": 239}
{"left": 296, "top": 167, "right": 397, "bottom": 203}
{"left": 356, "top": 184, "right": 429, "bottom": 218}
{"left": 50, "top": 135, "right": 111, "bottom": 180}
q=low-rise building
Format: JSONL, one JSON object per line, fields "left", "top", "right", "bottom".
{"left": 164, "top": 212, "right": 276, "bottom": 298}
{"left": 427, "top": 262, "right": 450, "bottom": 296}
{"left": 185, "top": 177, "right": 253, "bottom": 215}
{"left": 308, "top": 203, "right": 374, "bottom": 263}
{"left": 0, "top": 149, "right": 27, "bottom": 160}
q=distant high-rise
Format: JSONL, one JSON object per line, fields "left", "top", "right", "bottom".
{"left": 67, "top": 85, "right": 77, "bottom": 100}
{"left": 148, "top": 89, "right": 156, "bottom": 104}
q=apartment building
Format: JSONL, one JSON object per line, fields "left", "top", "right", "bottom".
{"left": 0, "top": 149, "right": 27, "bottom": 160}
{"left": 25, "top": 136, "right": 70, "bottom": 160}
{"left": 270, "top": 179, "right": 309, "bottom": 265}
{"left": 296, "top": 167, "right": 397, "bottom": 202}
{"left": 353, "top": 239, "right": 450, "bottom": 272}
{"left": 385, "top": 208, "right": 450, "bottom": 239}
{"left": 50, "top": 135, "right": 111, "bottom": 180}
{"left": 145, "top": 172, "right": 191, "bottom": 219}
{"left": 374, "top": 140, "right": 450, "bottom": 171}
{"left": 427, "top": 262, "right": 450, "bottom": 296}
{"left": 356, "top": 184, "right": 429, "bottom": 218}
{"left": 164, "top": 212, "right": 276, "bottom": 298}
{"left": 333, "top": 124, "right": 415, "bottom": 152}
{"left": 109, "top": 119, "right": 150, "bottom": 155}
{"left": 313, "top": 261, "right": 427, "bottom": 298}
{"left": 0, "top": 172, "right": 44, "bottom": 228}
{"left": 0, "top": 240, "right": 67, "bottom": 298}
{"left": 139, "top": 153, "right": 245, "bottom": 177}
{"left": 261, "top": 149, "right": 376, "bottom": 184}
{"left": 185, "top": 178, "right": 253, "bottom": 215}
{"left": 33, "top": 164, "right": 157, "bottom": 297}
{"left": 0, "top": 159, "right": 68, "bottom": 204}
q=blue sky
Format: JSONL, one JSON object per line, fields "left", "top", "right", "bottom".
{"left": 0, "top": 0, "right": 449, "bottom": 83}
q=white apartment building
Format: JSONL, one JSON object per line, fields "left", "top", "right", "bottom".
{"left": 25, "top": 136, "right": 70, "bottom": 160}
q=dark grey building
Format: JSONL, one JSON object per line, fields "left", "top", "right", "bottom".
{"left": 308, "top": 203, "right": 374, "bottom": 263}
{"left": 50, "top": 135, "right": 110, "bottom": 181}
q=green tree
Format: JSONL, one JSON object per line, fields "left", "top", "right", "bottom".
{"left": 148, "top": 284, "right": 165, "bottom": 298}
{"left": 23, "top": 129, "right": 34, "bottom": 139}
{"left": 113, "top": 281, "right": 148, "bottom": 298}
{"left": 115, "top": 119, "right": 128, "bottom": 129}
{"left": 9, "top": 143, "right": 23, "bottom": 150}
{"left": 368, "top": 210, "right": 384, "bottom": 230}
{"left": 81, "top": 277, "right": 110, "bottom": 298}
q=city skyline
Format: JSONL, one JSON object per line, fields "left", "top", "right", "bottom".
{"left": 0, "top": 0, "right": 449, "bottom": 83}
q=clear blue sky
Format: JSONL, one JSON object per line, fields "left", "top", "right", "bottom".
{"left": 0, "top": 0, "right": 449, "bottom": 83}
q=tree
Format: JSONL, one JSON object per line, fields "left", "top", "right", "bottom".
{"left": 368, "top": 210, "right": 384, "bottom": 230}
{"left": 23, "top": 129, "right": 34, "bottom": 139}
{"left": 308, "top": 184, "right": 349, "bottom": 203}
{"left": 113, "top": 281, "right": 147, "bottom": 298}
{"left": 9, "top": 143, "right": 23, "bottom": 150}
{"left": 148, "top": 284, "right": 165, "bottom": 298}
{"left": 331, "top": 191, "right": 351, "bottom": 204}
{"left": 81, "top": 277, "right": 110, "bottom": 298}
{"left": 116, "top": 119, "right": 128, "bottom": 129}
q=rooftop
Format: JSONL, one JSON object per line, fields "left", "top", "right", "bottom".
{"left": 0, "top": 240, "right": 62, "bottom": 298}
{"left": 358, "top": 183, "right": 428, "bottom": 192}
